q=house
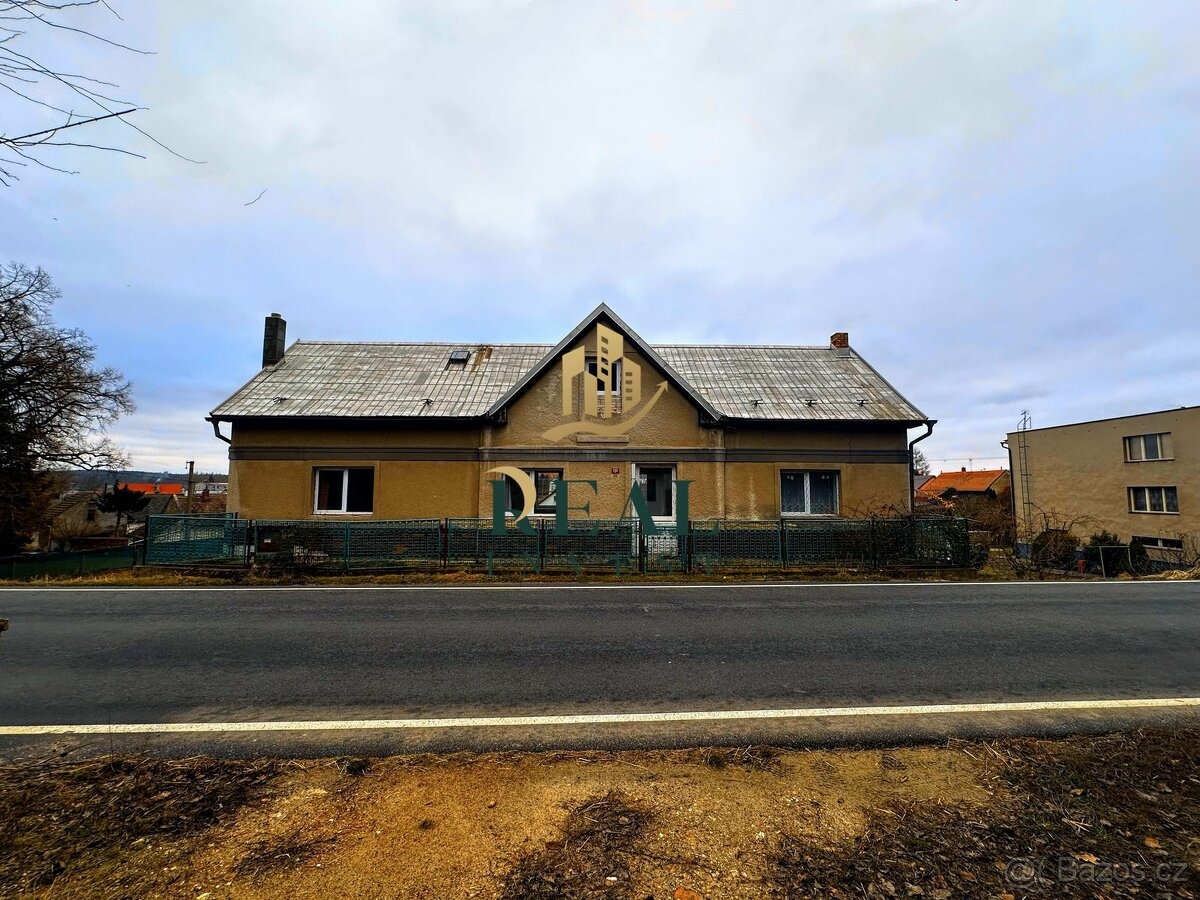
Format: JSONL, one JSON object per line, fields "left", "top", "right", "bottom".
{"left": 125, "top": 493, "right": 181, "bottom": 538}
{"left": 1006, "top": 407, "right": 1200, "bottom": 557}
{"left": 118, "top": 481, "right": 185, "bottom": 495}
{"left": 29, "top": 491, "right": 123, "bottom": 551}
{"left": 208, "top": 306, "right": 932, "bottom": 522}
{"left": 918, "top": 468, "right": 1011, "bottom": 499}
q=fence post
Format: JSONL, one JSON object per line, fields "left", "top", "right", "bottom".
{"left": 638, "top": 522, "right": 646, "bottom": 574}
{"left": 440, "top": 519, "right": 448, "bottom": 568}
{"left": 343, "top": 523, "right": 351, "bottom": 572}
{"left": 685, "top": 520, "right": 693, "bottom": 573}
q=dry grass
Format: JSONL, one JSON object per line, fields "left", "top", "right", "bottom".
{"left": 498, "top": 791, "right": 652, "bottom": 900}
{"left": 2, "top": 565, "right": 999, "bottom": 588}
{"left": 0, "top": 755, "right": 280, "bottom": 898}
{"left": 770, "top": 729, "right": 1200, "bottom": 898}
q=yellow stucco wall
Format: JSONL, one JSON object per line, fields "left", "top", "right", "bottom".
{"left": 224, "top": 336, "right": 916, "bottom": 521}
{"left": 1007, "top": 407, "right": 1200, "bottom": 544}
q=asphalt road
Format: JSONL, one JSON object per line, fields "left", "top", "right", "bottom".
{"left": 1, "top": 581, "right": 1198, "bottom": 755}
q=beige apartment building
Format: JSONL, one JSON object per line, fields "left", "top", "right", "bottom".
{"left": 1007, "top": 406, "right": 1200, "bottom": 555}
{"left": 209, "top": 305, "right": 932, "bottom": 523}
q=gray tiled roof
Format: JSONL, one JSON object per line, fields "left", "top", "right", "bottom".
{"left": 211, "top": 340, "right": 924, "bottom": 423}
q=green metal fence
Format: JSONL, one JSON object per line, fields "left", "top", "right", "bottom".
{"left": 542, "top": 518, "right": 638, "bottom": 573}
{"left": 0, "top": 546, "right": 136, "bottom": 580}
{"left": 145, "top": 515, "right": 249, "bottom": 566}
{"left": 143, "top": 514, "right": 975, "bottom": 573}
{"left": 446, "top": 518, "right": 541, "bottom": 572}
{"left": 253, "top": 518, "right": 442, "bottom": 570}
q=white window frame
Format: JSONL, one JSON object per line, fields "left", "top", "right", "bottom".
{"left": 1133, "top": 535, "right": 1184, "bottom": 551}
{"left": 631, "top": 463, "right": 676, "bottom": 521}
{"left": 504, "top": 468, "right": 563, "bottom": 517}
{"left": 313, "top": 467, "right": 374, "bottom": 515}
{"left": 586, "top": 357, "right": 622, "bottom": 395}
{"left": 1124, "top": 432, "right": 1172, "bottom": 462}
{"left": 780, "top": 469, "right": 841, "bottom": 517}
{"left": 1128, "top": 485, "right": 1179, "bottom": 515}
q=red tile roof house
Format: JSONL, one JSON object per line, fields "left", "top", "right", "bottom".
{"left": 117, "top": 482, "right": 185, "bottom": 495}
{"left": 918, "top": 469, "right": 1012, "bottom": 499}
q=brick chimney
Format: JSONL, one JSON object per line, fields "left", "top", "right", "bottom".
{"left": 263, "top": 312, "right": 286, "bottom": 367}
{"left": 830, "top": 332, "right": 850, "bottom": 357}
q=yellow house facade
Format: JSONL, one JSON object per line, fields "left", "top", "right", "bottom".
{"left": 209, "top": 306, "right": 931, "bottom": 523}
{"left": 1007, "top": 407, "right": 1200, "bottom": 555}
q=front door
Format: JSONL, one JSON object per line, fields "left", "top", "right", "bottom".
{"left": 636, "top": 465, "right": 674, "bottom": 519}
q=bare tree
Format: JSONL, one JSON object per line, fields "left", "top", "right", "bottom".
{"left": 0, "top": 1, "right": 189, "bottom": 185}
{"left": 0, "top": 262, "right": 132, "bottom": 552}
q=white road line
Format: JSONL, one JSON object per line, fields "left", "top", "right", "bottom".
{"left": 0, "top": 580, "right": 1195, "bottom": 592}
{"left": 4, "top": 697, "right": 1199, "bottom": 736}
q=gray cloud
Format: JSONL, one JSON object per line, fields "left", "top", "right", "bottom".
{"left": 4, "top": 0, "right": 1197, "bottom": 473}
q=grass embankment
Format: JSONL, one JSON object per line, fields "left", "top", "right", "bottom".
{"left": 2, "top": 730, "right": 1197, "bottom": 898}
{"left": 0, "top": 550, "right": 1088, "bottom": 587}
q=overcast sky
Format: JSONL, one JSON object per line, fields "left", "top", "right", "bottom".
{"left": 3, "top": 1, "right": 1197, "bottom": 474}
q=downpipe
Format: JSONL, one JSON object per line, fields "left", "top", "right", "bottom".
{"left": 908, "top": 420, "right": 937, "bottom": 514}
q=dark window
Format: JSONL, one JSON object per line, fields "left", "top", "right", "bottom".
{"left": 781, "top": 470, "right": 840, "bottom": 515}
{"left": 505, "top": 469, "right": 562, "bottom": 515}
{"left": 1125, "top": 432, "right": 1171, "bottom": 461}
{"left": 448, "top": 349, "right": 470, "bottom": 365}
{"left": 346, "top": 469, "right": 374, "bottom": 513}
{"left": 315, "top": 468, "right": 373, "bottom": 513}
{"left": 1129, "top": 486, "right": 1179, "bottom": 514}
{"left": 86, "top": 509, "right": 96, "bottom": 522}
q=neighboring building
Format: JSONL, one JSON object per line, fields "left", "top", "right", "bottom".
{"left": 1007, "top": 407, "right": 1200, "bottom": 553}
{"left": 913, "top": 472, "right": 935, "bottom": 493}
{"left": 918, "top": 468, "right": 1011, "bottom": 499}
{"left": 209, "top": 306, "right": 932, "bottom": 522}
{"left": 29, "top": 492, "right": 102, "bottom": 551}
{"left": 118, "top": 481, "right": 185, "bottom": 495}
{"left": 125, "top": 494, "right": 181, "bottom": 538}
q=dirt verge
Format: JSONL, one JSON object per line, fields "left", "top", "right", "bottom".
{"left": 1, "top": 731, "right": 1197, "bottom": 899}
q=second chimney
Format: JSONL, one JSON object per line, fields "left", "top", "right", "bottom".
{"left": 263, "top": 313, "right": 286, "bottom": 367}
{"left": 830, "top": 332, "right": 850, "bottom": 357}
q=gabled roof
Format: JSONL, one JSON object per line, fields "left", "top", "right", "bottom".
{"left": 42, "top": 492, "right": 95, "bottom": 523}
{"left": 210, "top": 305, "right": 927, "bottom": 424}
{"left": 484, "top": 304, "right": 722, "bottom": 421}
{"left": 918, "top": 469, "right": 1009, "bottom": 495}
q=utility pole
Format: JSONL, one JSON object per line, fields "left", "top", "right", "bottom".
{"left": 185, "top": 460, "right": 195, "bottom": 514}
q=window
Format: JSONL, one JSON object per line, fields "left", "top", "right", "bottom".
{"left": 504, "top": 468, "right": 562, "bottom": 516}
{"left": 1124, "top": 433, "right": 1171, "bottom": 461}
{"left": 314, "top": 468, "right": 374, "bottom": 514}
{"left": 1129, "top": 486, "right": 1179, "bottom": 514}
{"left": 1133, "top": 536, "right": 1184, "bottom": 551}
{"left": 447, "top": 349, "right": 471, "bottom": 365}
{"left": 86, "top": 509, "right": 96, "bottom": 522}
{"left": 586, "top": 358, "right": 622, "bottom": 394}
{"left": 781, "top": 470, "right": 840, "bottom": 516}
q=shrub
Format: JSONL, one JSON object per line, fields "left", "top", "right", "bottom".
{"left": 1031, "top": 528, "right": 1079, "bottom": 570}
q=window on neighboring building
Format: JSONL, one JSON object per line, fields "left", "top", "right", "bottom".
{"left": 504, "top": 468, "right": 563, "bottom": 516}
{"left": 1133, "top": 535, "right": 1185, "bottom": 551}
{"left": 1128, "top": 486, "right": 1179, "bottom": 514}
{"left": 314, "top": 467, "right": 374, "bottom": 514}
{"left": 86, "top": 509, "right": 96, "bottom": 522}
{"left": 1124, "top": 433, "right": 1171, "bottom": 461}
{"left": 781, "top": 470, "right": 840, "bottom": 516}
